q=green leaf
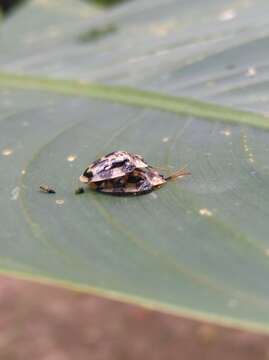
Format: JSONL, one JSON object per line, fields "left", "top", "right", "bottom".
{"left": 1, "top": 0, "right": 269, "bottom": 333}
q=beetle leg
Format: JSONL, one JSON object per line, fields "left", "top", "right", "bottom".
{"left": 137, "top": 178, "right": 153, "bottom": 193}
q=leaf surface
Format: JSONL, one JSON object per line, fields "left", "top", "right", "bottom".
{"left": 1, "top": 0, "right": 269, "bottom": 332}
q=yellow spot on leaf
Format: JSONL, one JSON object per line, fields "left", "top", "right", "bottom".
{"left": 2, "top": 148, "right": 13, "bottom": 156}
{"left": 220, "top": 129, "right": 231, "bottom": 136}
{"left": 67, "top": 155, "right": 77, "bottom": 162}
{"left": 246, "top": 66, "right": 257, "bottom": 77}
{"left": 218, "top": 9, "right": 237, "bottom": 21}
{"left": 199, "top": 208, "right": 213, "bottom": 217}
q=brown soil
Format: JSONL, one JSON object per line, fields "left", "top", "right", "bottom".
{"left": 0, "top": 275, "right": 268, "bottom": 360}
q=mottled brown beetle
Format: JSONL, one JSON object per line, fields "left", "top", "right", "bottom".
{"left": 79, "top": 151, "right": 190, "bottom": 196}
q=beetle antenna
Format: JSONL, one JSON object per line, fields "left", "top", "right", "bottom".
{"left": 165, "top": 166, "right": 191, "bottom": 181}
{"left": 149, "top": 165, "right": 169, "bottom": 171}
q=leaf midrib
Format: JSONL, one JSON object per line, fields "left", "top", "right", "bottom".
{"left": 0, "top": 72, "right": 268, "bottom": 130}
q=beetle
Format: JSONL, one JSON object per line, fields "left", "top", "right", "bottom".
{"left": 79, "top": 151, "right": 190, "bottom": 196}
